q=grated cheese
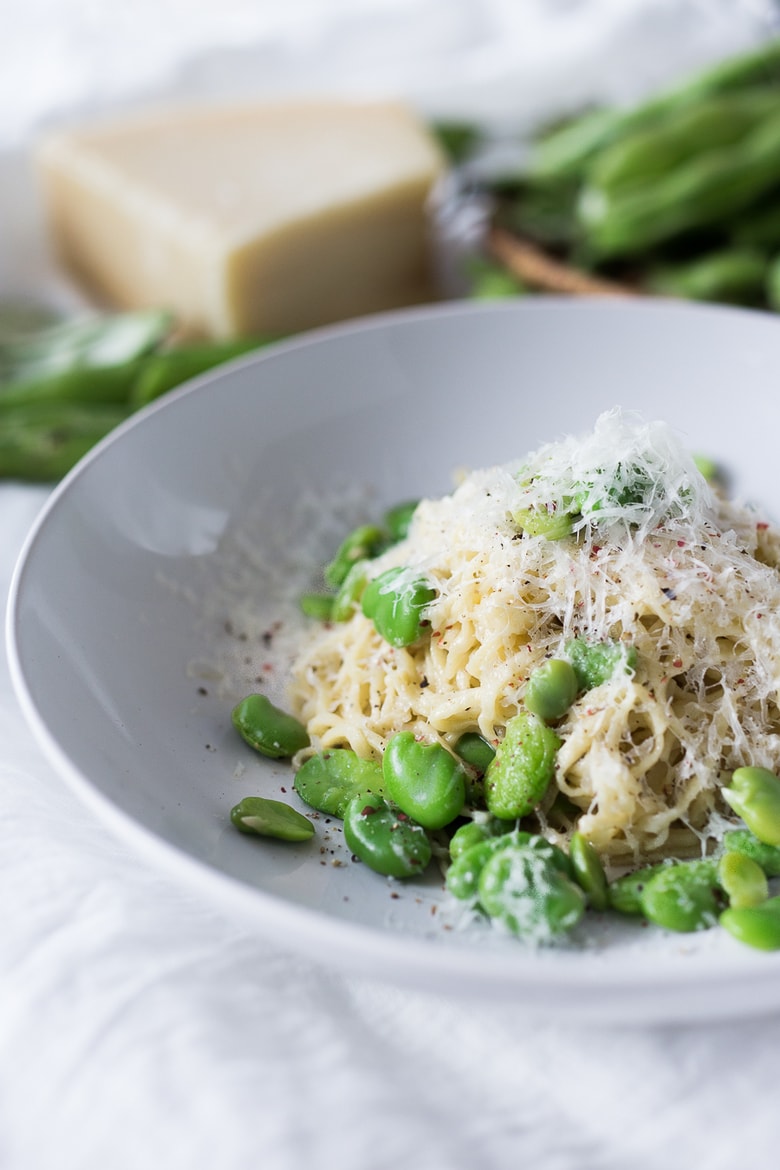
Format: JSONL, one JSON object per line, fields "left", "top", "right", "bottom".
{"left": 289, "top": 409, "right": 780, "bottom": 865}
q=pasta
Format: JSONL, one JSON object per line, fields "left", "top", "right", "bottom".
{"left": 288, "top": 409, "right": 780, "bottom": 866}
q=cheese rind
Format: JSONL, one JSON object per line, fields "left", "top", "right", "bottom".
{"left": 36, "top": 101, "right": 447, "bottom": 337}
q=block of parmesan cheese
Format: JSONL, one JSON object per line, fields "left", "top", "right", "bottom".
{"left": 36, "top": 101, "right": 447, "bottom": 338}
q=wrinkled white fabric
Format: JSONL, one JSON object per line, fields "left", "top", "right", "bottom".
{"left": 4, "top": 3, "right": 780, "bottom": 1168}
{"left": 2, "top": 531, "right": 780, "bottom": 1170}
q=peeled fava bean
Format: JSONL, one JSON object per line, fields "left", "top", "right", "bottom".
{"left": 722, "top": 766, "right": 780, "bottom": 846}
{"left": 718, "top": 850, "right": 768, "bottom": 909}
{"left": 293, "top": 749, "right": 384, "bottom": 818}
{"left": 484, "top": 710, "right": 560, "bottom": 819}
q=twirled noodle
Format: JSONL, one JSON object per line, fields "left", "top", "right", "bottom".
{"left": 288, "top": 413, "right": 780, "bottom": 864}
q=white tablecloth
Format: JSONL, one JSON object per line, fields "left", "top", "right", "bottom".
{"left": 4, "top": 3, "right": 780, "bottom": 1167}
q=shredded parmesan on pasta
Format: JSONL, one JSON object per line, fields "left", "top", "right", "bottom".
{"left": 288, "top": 409, "right": 780, "bottom": 864}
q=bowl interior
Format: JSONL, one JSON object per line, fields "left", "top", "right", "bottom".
{"left": 9, "top": 297, "right": 780, "bottom": 1018}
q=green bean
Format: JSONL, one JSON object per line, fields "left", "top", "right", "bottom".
{"left": 722, "top": 766, "right": 780, "bottom": 845}
{"left": 484, "top": 711, "right": 560, "bottom": 820}
{"left": 232, "top": 694, "right": 310, "bottom": 759}
{"left": 607, "top": 862, "right": 670, "bottom": 915}
{"left": 342, "top": 796, "right": 432, "bottom": 878}
{"left": 524, "top": 658, "right": 579, "bottom": 723}
{"left": 452, "top": 732, "right": 496, "bottom": 774}
{"left": 478, "top": 844, "right": 586, "bottom": 940}
{"left": 0, "top": 402, "right": 130, "bottom": 481}
{"left": 382, "top": 732, "right": 467, "bottom": 831}
{"left": 565, "top": 637, "right": 637, "bottom": 691}
{"left": 720, "top": 895, "right": 780, "bottom": 951}
{"left": 718, "top": 850, "right": 768, "bottom": 909}
{"left": 722, "top": 828, "right": 780, "bottom": 876}
{"left": 732, "top": 197, "right": 780, "bottom": 248}
{"left": 361, "top": 566, "right": 436, "bottom": 648}
{"left": 568, "top": 831, "right": 609, "bottom": 910}
{"left": 492, "top": 174, "right": 582, "bottom": 250}
{"left": 644, "top": 247, "right": 768, "bottom": 305}
{"left": 586, "top": 88, "right": 780, "bottom": 199}
{"left": 230, "top": 795, "right": 315, "bottom": 842}
{"left": 324, "top": 524, "right": 386, "bottom": 590}
{"left": 639, "top": 859, "right": 721, "bottom": 933}
{"left": 579, "top": 108, "right": 780, "bottom": 259}
{"left": 529, "top": 38, "right": 780, "bottom": 181}
{"left": 293, "top": 749, "right": 384, "bottom": 818}
{"left": 528, "top": 106, "right": 625, "bottom": 182}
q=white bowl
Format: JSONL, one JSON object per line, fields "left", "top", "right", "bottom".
{"left": 8, "top": 297, "right": 780, "bottom": 1024}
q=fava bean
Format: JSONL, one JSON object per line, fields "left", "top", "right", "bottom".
{"left": 331, "top": 561, "right": 368, "bottom": 621}
{"left": 639, "top": 859, "right": 721, "bottom": 933}
{"left": 718, "top": 850, "right": 768, "bottom": 909}
{"left": 342, "top": 796, "right": 431, "bottom": 878}
{"left": 565, "top": 637, "right": 637, "bottom": 691}
{"left": 230, "top": 796, "right": 315, "bottom": 842}
{"left": 361, "top": 567, "right": 436, "bottom": 648}
{"left": 452, "top": 731, "right": 496, "bottom": 774}
{"left": 232, "top": 694, "right": 310, "bottom": 759}
{"left": 446, "top": 830, "right": 531, "bottom": 900}
{"left": 383, "top": 500, "right": 419, "bottom": 543}
{"left": 568, "top": 831, "right": 609, "bottom": 910}
{"left": 722, "top": 828, "right": 780, "bottom": 877}
{"left": 512, "top": 506, "right": 574, "bottom": 541}
{"left": 478, "top": 845, "right": 586, "bottom": 941}
{"left": 446, "top": 830, "right": 571, "bottom": 901}
{"left": 299, "top": 592, "right": 335, "bottom": 621}
{"left": 720, "top": 896, "right": 780, "bottom": 951}
{"left": 293, "top": 749, "right": 384, "bottom": 818}
{"left": 722, "top": 766, "right": 780, "bottom": 845}
{"left": 524, "top": 659, "right": 579, "bottom": 723}
{"left": 484, "top": 711, "right": 560, "bottom": 819}
{"left": 324, "top": 524, "right": 385, "bottom": 590}
{"left": 608, "top": 862, "right": 669, "bottom": 915}
{"left": 383, "top": 732, "right": 467, "bottom": 830}
{"left": 449, "top": 819, "right": 509, "bottom": 861}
